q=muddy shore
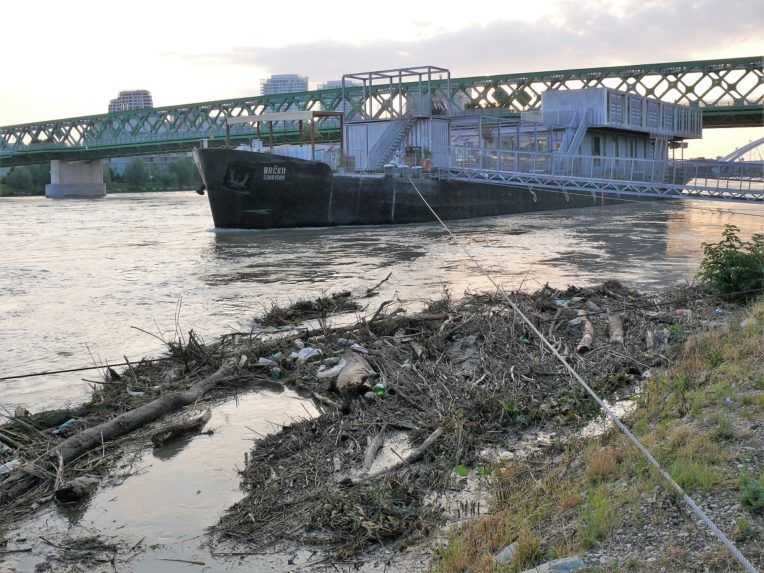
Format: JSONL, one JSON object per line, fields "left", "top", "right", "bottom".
{"left": 0, "top": 280, "right": 758, "bottom": 572}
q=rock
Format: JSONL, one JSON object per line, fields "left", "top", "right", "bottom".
{"left": 519, "top": 556, "right": 585, "bottom": 573}
{"left": 54, "top": 475, "right": 100, "bottom": 504}
{"left": 336, "top": 350, "right": 374, "bottom": 394}
{"left": 363, "top": 391, "right": 376, "bottom": 402}
{"left": 494, "top": 542, "right": 518, "bottom": 564}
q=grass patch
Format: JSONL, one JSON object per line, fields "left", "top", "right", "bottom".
{"left": 434, "top": 297, "right": 764, "bottom": 572}
{"left": 580, "top": 485, "right": 616, "bottom": 548}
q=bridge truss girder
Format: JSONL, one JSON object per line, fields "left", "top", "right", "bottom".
{"left": 1, "top": 56, "right": 762, "bottom": 167}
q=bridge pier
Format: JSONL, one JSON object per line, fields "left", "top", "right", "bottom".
{"left": 45, "top": 159, "right": 106, "bottom": 198}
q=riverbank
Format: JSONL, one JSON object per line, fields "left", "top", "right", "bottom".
{"left": 435, "top": 298, "right": 764, "bottom": 572}
{"left": 1, "top": 279, "right": 759, "bottom": 571}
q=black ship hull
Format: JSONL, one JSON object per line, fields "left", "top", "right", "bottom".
{"left": 194, "top": 148, "right": 616, "bottom": 229}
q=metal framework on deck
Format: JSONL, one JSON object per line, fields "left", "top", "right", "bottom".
{"left": 1, "top": 56, "right": 762, "bottom": 166}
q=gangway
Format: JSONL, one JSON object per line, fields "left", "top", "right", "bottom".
{"left": 440, "top": 147, "right": 764, "bottom": 204}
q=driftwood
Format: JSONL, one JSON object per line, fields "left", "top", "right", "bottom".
{"left": 576, "top": 311, "right": 594, "bottom": 354}
{"left": 151, "top": 409, "right": 212, "bottom": 447}
{"left": 355, "top": 427, "right": 443, "bottom": 482}
{"left": 361, "top": 427, "right": 386, "bottom": 475}
{"left": 53, "top": 365, "right": 233, "bottom": 464}
{"left": 365, "top": 272, "right": 392, "bottom": 297}
{"left": 608, "top": 312, "right": 624, "bottom": 344}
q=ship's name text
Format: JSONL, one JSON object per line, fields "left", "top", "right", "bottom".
{"left": 263, "top": 165, "right": 286, "bottom": 181}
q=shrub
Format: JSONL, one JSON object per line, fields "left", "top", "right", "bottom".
{"left": 740, "top": 472, "right": 764, "bottom": 514}
{"left": 697, "top": 225, "right": 764, "bottom": 299}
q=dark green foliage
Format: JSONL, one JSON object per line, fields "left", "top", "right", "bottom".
{"left": 697, "top": 225, "right": 764, "bottom": 299}
{"left": 740, "top": 472, "right": 764, "bottom": 514}
{"left": 124, "top": 158, "right": 148, "bottom": 189}
{"left": 169, "top": 158, "right": 200, "bottom": 188}
{"left": 4, "top": 166, "right": 34, "bottom": 191}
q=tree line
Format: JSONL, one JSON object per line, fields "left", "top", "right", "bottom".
{"left": 0, "top": 156, "right": 201, "bottom": 196}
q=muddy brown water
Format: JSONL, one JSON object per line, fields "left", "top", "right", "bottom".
{"left": 1, "top": 192, "right": 763, "bottom": 571}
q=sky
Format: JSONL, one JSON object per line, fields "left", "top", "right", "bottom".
{"left": 1, "top": 0, "right": 762, "bottom": 157}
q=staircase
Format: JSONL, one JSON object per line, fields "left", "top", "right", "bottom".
{"left": 562, "top": 109, "right": 591, "bottom": 155}
{"left": 368, "top": 117, "right": 415, "bottom": 171}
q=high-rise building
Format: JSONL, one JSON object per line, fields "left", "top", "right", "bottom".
{"left": 317, "top": 79, "right": 359, "bottom": 90}
{"left": 260, "top": 74, "right": 308, "bottom": 96}
{"left": 108, "top": 90, "right": 154, "bottom": 113}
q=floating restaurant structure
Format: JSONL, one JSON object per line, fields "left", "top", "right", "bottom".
{"left": 194, "top": 65, "right": 761, "bottom": 229}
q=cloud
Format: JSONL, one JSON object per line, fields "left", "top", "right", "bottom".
{"left": 183, "top": 0, "right": 764, "bottom": 83}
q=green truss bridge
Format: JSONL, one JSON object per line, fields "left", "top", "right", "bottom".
{"left": 1, "top": 56, "right": 762, "bottom": 168}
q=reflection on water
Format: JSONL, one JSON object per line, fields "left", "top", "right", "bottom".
{"left": 1, "top": 192, "right": 763, "bottom": 411}
{"left": 4, "top": 389, "right": 319, "bottom": 573}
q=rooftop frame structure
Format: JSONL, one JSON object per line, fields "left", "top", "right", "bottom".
{"left": 342, "top": 66, "right": 451, "bottom": 121}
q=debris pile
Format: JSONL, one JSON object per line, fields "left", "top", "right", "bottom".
{"left": 0, "top": 280, "right": 736, "bottom": 561}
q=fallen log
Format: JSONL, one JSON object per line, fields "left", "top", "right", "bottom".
{"left": 151, "top": 409, "right": 212, "bottom": 448}
{"left": 608, "top": 312, "right": 624, "bottom": 345}
{"left": 576, "top": 311, "right": 594, "bottom": 354}
{"left": 54, "top": 364, "right": 233, "bottom": 464}
{"left": 1, "top": 365, "right": 235, "bottom": 505}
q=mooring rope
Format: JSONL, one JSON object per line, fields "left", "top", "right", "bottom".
{"left": 405, "top": 177, "right": 758, "bottom": 573}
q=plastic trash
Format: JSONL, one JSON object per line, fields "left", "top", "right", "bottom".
{"left": 317, "top": 359, "right": 347, "bottom": 379}
{"left": 52, "top": 418, "right": 78, "bottom": 435}
{"left": 290, "top": 347, "right": 322, "bottom": 364}
{"left": 0, "top": 459, "right": 20, "bottom": 476}
{"left": 373, "top": 383, "right": 386, "bottom": 398}
{"left": 350, "top": 343, "right": 369, "bottom": 354}
{"left": 126, "top": 389, "right": 145, "bottom": 397}
{"left": 257, "top": 357, "right": 278, "bottom": 367}
{"left": 271, "top": 367, "right": 283, "bottom": 380}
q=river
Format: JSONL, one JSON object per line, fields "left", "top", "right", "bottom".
{"left": 1, "top": 191, "right": 763, "bottom": 572}
{"left": 2, "top": 191, "right": 763, "bottom": 411}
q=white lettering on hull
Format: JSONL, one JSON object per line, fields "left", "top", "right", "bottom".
{"left": 263, "top": 165, "right": 286, "bottom": 181}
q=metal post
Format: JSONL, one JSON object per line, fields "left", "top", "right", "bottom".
{"left": 479, "top": 116, "right": 484, "bottom": 169}
{"left": 310, "top": 115, "right": 315, "bottom": 161}
{"left": 225, "top": 121, "right": 230, "bottom": 148}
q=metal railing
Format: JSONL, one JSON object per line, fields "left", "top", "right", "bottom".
{"left": 449, "top": 146, "right": 764, "bottom": 194}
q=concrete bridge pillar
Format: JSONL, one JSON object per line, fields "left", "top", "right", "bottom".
{"left": 45, "top": 159, "right": 106, "bottom": 198}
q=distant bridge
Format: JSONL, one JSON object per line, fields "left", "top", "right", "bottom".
{"left": 0, "top": 56, "right": 762, "bottom": 168}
